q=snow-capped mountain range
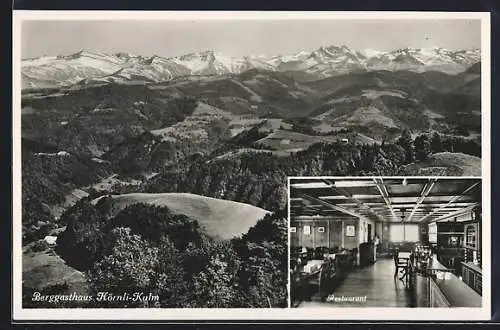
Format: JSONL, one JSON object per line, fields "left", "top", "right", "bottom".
{"left": 21, "top": 45, "right": 481, "bottom": 89}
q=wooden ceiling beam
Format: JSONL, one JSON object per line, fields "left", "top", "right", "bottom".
{"left": 301, "top": 193, "right": 364, "bottom": 219}
{"left": 391, "top": 202, "right": 476, "bottom": 208}
{"left": 405, "top": 178, "right": 438, "bottom": 222}
{"left": 418, "top": 181, "right": 481, "bottom": 223}
{"left": 373, "top": 177, "right": 397, "bottom": 221}
{"left": 323, "top": 179, "right": 384, "bottom": 222}
{"left": 429, "top": 204, "right": 479, "bottom": 223}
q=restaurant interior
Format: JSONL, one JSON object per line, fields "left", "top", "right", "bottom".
{"left": 289, "top": 177, "right": 483, "bottom": 308}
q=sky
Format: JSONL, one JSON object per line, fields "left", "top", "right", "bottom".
{"left": 21, "top": 19, "right": 481, "bottom": 59}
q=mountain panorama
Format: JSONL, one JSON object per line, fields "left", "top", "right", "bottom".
{"left": 21, "top": 45, "right": 480, "bottom": 89}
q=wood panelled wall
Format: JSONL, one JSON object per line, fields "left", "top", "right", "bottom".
{"left": 291, "top": 216, "right": 374, "bottom": 250}
{"left": 291, "top": 216, "right": 431, "bottom": 250}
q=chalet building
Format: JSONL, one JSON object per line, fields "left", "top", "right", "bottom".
{"left": 289, "top": 177, "right": 482, "bottom": 308}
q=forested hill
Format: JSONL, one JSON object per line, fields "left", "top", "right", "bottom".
{"left": 22, "top": 139, "right": 113, "bottom": 244}
{"left": 50, "top": 196, "right": 288, "bottom": 308}
{"left": 144, "top": 131, "right": 481, "bottom": 211}
{"left": 145, "top": 141, "right": 406, "bottom": 211}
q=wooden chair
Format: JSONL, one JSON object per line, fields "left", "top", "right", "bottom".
{"left": 315, "top": 259, "right": 337, "bottom": 302}
{"left": 314, "top": 246, "right": 329, "bottom": 260}
{"left": 406, "top": 254, "right": 416, "bottom": 289}
{"left": 393, "top": 254, "right": 409, "bottom": 279}
{"left": 306, "top": 248, "right": 315, "bottom": 261}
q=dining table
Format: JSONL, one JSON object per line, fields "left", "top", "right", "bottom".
{"left": 398, "top": 252, "right": 412, "bottom": 259}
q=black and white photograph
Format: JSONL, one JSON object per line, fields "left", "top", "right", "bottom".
{"left": 289, "top": 177, "right": 484, "bottom": 309}
{"left": 12, "top": 11, "right": 490, "bottom": 320}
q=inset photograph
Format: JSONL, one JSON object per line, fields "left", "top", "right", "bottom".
{"left": 289, "top": 177, "right": 483, "bottom": 308}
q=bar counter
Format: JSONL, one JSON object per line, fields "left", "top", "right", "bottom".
{"left": 461, "top": 261, "right": 483, "bottom": 295}
{"left": 425, "top": 256, "right": 482, "bottom": 307}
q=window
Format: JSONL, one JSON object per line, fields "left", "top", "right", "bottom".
{"left": 303, "top": 225, "right": 311, "bottom": 235}
{"left": 389, "top": 224, "right": 419, "bottom": 242}
{"left": 318, "top": 227, "right": 325, "bottom": 233}
{"left": 290, "top": 227, "right": 296, "bottom": 233}
{"left": 428, "top": 223, "right": 437, "bottom": 243}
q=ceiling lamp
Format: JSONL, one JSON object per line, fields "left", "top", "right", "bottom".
{"left": 400, "top": 208, "right": 407, "bottom": 221}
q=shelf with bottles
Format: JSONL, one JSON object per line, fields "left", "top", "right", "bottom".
{"left": 464, "top": 246, "right": 481, "bottom": 268}
{"left": 464, "top": 222, "right": 478, "bottom": 250}
{"left": 463, "top": 211, "right": 481, "bottom": 270}
{"left": 462, "top": 219, "right": 482, "bottom": 294}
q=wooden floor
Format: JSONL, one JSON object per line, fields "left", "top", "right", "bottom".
{"left": 297, "top": 257, "right": 414, "bottom": 308}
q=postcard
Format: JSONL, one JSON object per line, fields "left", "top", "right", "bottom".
{"left": 12, "top": 10, "right": 490, "bottom": 321}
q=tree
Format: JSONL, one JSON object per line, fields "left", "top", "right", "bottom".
{"left": 86, "top": 228, "right": 192, "bottom": 308}
{"left": 454, "top": 125, "right": 470, "bottom": 136}
{"left": 243, "top": 213, "right": 287, "bottom": 246}
{"left": 232, "top": 241, "right": 287, "bottom": 308}
{"left": 414, "top": 134, "right": 431, "bottom": 161}
{"left": 397, "top": 129, "right": 415, "bottom": 163}
{"left": 191, "top": 240, "right": 239, "bottom": 307}
{"left": 154, "top": 236, "right": 192, "bottom": 307}
{"left": 430, "top": 132, "right": 443, "bottom": 153}
{"left": 86, "top": 227, "right": 161, "bottom": 307}
{"left": 110, "top": 203, "right": 202, "bottom": 249}
{"left": 56, "top": 202, "right": 108, "bottom": 271}
{"left": 231, "top": 212, "right": 288, "bottom": 308}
